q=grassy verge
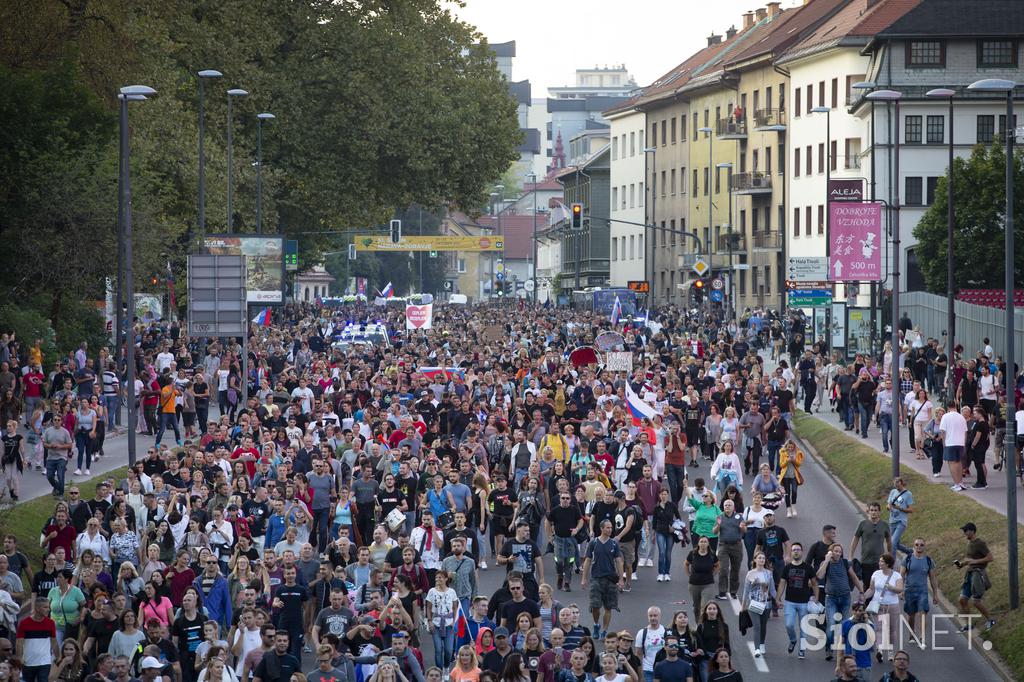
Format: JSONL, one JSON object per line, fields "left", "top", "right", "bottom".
{"left": 793, "top": 412, "right": 1024, "bottom": 680}
{"left": 5, "top": 468, "right": 128, "bottom": 570}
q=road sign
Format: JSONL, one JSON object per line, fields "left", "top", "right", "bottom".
{"left": 187, "top": 255, "right": 247, "bottom": 336}
{"left": 443, "top": 281, "right": 453, "bottom": 291}
{"left": 786, "top": 279, "right": 830, "bottom": 290}
{"left": 284, "top": 240, "right": 299, "bottom": 271}
{"left": 711, "top": 278, "right": 725, "bottom": 290}
{"left": 710, "top": 289, "right": 724, "bottom": 303}
{"left": 787, "top": 256, "right": 828, "bottom": 282}
{"left": 627, "top": 280, "right": 650, "bottom": 293}
{"left": 787, "top": 288, "right": 833, "bottom": 307}
{"left": 524, "top": 280, "right": 536, "bottom": 292}
{"left": 495, "top": 272, "right": 504, "bottom": 281}
{"left": 692, "top": 258, "right": 710, "bottom": 277}
{"left": 354, "top": 235, "right": 504, "bottom": 252}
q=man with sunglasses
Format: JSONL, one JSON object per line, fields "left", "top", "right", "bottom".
{"left": 308, "top": 642, "right": 356, "bottom": 682}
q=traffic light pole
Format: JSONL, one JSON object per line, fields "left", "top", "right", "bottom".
{"left": 592, "top": 215, "right": 707, "bottom": 259}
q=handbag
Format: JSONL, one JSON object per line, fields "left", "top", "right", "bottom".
{"left": 867, "top": 572, "right": 894, "bottom": 615}
{"left": 806, "top": 600, "right": 825, "bottom": 615}
{"left": 747, "top": 599, "right": 768, "bottom": 615}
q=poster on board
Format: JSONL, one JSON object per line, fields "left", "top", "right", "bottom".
{"left": 204, "top": 235, "right": 284, "bottom": 304}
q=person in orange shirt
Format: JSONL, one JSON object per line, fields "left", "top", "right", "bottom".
{"left": 154, "top": 377, "right": 181, "bottom": 447}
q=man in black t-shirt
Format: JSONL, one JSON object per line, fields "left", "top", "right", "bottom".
{"left": 253, "top": 631, "right": 300, "bottom": 682}
{"left": 547, "top": 491, "right": 584, "bottom": 592}
{"left": 612, "top": 491, "right": 641, "bottom": 591}
{"left": 497, "top": 574, "right": 542, "bottom": 631}
{"left": 777, "top": 542, "right": 817, "bottom": 658}
{"left": 498, "top": 522, "right": 544, "bottom": 600}
{"left": 754, "top": 511, "right": 790, "bottom": 612}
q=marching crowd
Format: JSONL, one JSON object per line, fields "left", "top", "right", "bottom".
{"left": 0, "top": 302, "right": 999, "bottom": 682}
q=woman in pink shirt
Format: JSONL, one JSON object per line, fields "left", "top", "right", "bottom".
{"left": 137, "top": 580, "right": 174, "bottom": 627}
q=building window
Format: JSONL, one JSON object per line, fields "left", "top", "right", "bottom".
{"left": 630, "top": 131, "right": 636, "bottom": 155}
{"left": 661, "top": 120, "right": 667, "bottom": 146}
{"left": 978, "top": 40, "right": 1017, "bottom": 67}
{"left": 651, "top": 122, "right": 657, "bottom": 147}
{"left": 639, "top": 182, "right": 644, "bottom": 207}
{"left": 457, "top": 258, "right": 467, "bottom": 273}
{"left": 670, "top": 117, "right": 677, "bottom": 144}
{"left": 805, "top": 145, "right": 812, "bottom": 176}
{"left": 621, "top": 184, "right": 627, "bottom": 210}
{"left": 927, "top": 177, "right": 939, "bottom": 205}
{"left": 749, "top": 208, "right": 756, "bottom": 233}
{"left": 612, "top": 237, "right": 618, "bottom": 260}
{"left": 905, "top": 176, "right": 923, "bottom": 206}
{"left": 793, "top": 207, "right": 800, "bottom": 237}
{"left": 703, "top": 167, "right": 709, "bottom": 196}
{"left": 612, "top": 187, "right": 618, "bottom": 211}
{"left": 818, "top": 143, "right": 825, "bottom": 173}
{"left": 779, "top": 143, "right": 785, "bottom": 174}
{"left": 905, "top": 115, "right": 923, "bottom": 144}
{"left": 999, "top": 114, "right": 1018, "bottom": 138}
{"left": 639, "top": 234, "right": 643, "bottom": 257}
{"left": 845, "top": 138, "right": 862, "bottom": 169}
{"left": 805, "top": 206, "right": 812, "bottom": 236}
{"left": 817, "top": 205, "right": 824, "bottom": 235}
{"left": 704, "top": 109, "right": 709, "bottom": 128}
{"left": 978, "top": 115, "right": 995, "bottom": 143}
{"left": 765, "top": 147, "right": 772, "bottom": 175}
{"left": 681, "top": 167, "right": 687, "bottom": 194}
{"left": 765, "top": 265, "right": 772, "bottom": 294}
{"left": 830, "top": 140, "right": 837, "bottom": 171}
{"left": 794, "top": 87, "right": 801, "bottom": 117}
{"left": 612, "top": 138, "right": 618, "bottom": 160}
{"left": 926, "top": 115, "right": 944, "bottom": 144}
{"left": 818, "top": 81, "right": 825, "bottom": 107}
{"left": 831, "top": 78, "right": 838, "bottom": 109}
{"left": 629, "top": 235, "right": 634, "bottom": 259}
{"left": 661, "top": 171, "right": 667, "bottom": 197}
{"left": 670, "top": 169, "right": 676, "bottom": 195}
{"left": 693, "top": 113, "right": 699, "bottom": 141}
{"left": 806, "top": 84, "right": 812, "bottom": 115}
{"left": 680, "top": 114, "right": 687, "bottom": 141}
{"left": 692, "top": 169, "right": 698, "bottom": 197}
{"left": 778, "top": 206, "right": 785, "bottom": 236}
{"left": 630, "top": 184, "right": 635, "bottom": 208}
{"left": 715, "top": 166, "right": 721, "bottom": 194}
{"left": 907, "top": 40, "right": 945, "bottom": 67}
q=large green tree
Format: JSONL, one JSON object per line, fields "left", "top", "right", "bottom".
{"left": 914, "top": 142, "right": 1024, "bottom": 293}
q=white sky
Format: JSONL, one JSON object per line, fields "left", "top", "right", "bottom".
{"left": 449, "top": 0, "right": 805, "bottom": 95}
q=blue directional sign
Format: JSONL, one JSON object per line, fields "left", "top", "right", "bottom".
{"left": 710, "top": 289, "right": 724, "bottom": 302}
{"left": 496, "top": 272, "right": 504, "bottom": 281}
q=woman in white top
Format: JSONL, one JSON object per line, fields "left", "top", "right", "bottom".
{"left": 75, "top": 519, "right": 110, "bottom": 565}
{"left": 598, "top": 651, "right": 639, "bottom": 682}
{"left": 741, "top": 492, "right": 770, "bottom": 569}
{"left": 863, "top": 553, "right": 904, "bottom": 659}
{"left": 425, "top": 569, "right": 460, "bottom": 668}
{"left": 710, "top": 439, "right": 743, "bottom": 499}
{"left": 719, "top": 407, "right": 740, "bottom": 448}
{"left": 908, "top": 389, "right": 933, "bottom": 460}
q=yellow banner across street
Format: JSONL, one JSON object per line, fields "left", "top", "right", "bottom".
{"left": 354, "top": 235, "right": 505, "bottom": 252}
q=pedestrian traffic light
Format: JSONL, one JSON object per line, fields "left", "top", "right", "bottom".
{"left": 389, "top": 219, "right": 402, "bottom": 243}
{"left": 570, "top": 203, "right": 583, "bottom": 229}
{"left": 348, "top": 244, "right": 357, "bottom": 260}
{"left": 429, "top": 250, "right": 438, "bottom": 258}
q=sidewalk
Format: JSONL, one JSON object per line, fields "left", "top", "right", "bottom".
{"left": 801, "top": 404, "right": 1024, "bottom": 526}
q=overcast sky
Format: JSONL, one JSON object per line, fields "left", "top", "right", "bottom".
{"left": 449, "top": 0, "right": 805, "bottom": 96}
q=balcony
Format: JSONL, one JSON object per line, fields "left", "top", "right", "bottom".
{"left": 716, "top": 117, "right": 747, "bottom": 140}
{"left": 731, "top": 171, "right": 773, "bottom": 195}
{"left": 715, "top": 232, "right": 746, "bottom": 253}
{"left": 753, "top": 108, "right": 787, "bottom": 131}
{"left": 752, "top": 231, "right": 783, "bottom": 251}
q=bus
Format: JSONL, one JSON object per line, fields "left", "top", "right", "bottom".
{"left": 571, "top": 288, "right": 638, "bottom": 316}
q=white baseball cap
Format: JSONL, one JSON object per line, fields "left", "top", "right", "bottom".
{"left": 141, "top": 656, "right": 163, "bottom": 670}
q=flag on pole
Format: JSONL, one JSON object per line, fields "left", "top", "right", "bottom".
{"left": 610, "top": 295, "right": 622, "bottom": 326}
{"left": 453, "top": 594, "right": 470, "bottom": 641}
{"left": 625, "top": 381, "right": 660, "bottom": 426}
{"left": 380, "top": 282, "right": 394, "bottom": 298}
{"left": 165, "top": 261, "right": 176, "bottom": 314}
{"left": 252, "top": 307, "right": 272, "bottom": 326}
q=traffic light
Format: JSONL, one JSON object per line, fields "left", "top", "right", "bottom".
{"left": 429, "top": 250, "right": 438, "bottom": 258}
{"left": 150, "top": 274, "right": 159, "bottom": 286}
{"left": 348, "top": 244, "right": 357, "bottom": 260}
{"left": 692, "top": 278, "right": 706, "bottom": 303}
{"left": 389, "top": 219, "right": 402, "bottom": 244}
{"left": 570, "top": 203, "right": 583, "bottom": 229}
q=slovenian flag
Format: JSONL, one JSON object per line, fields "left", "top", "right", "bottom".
{"left": 252, "top": 307, "right": 272, "bottom": 326}
{"left": 625, "top": 381, "right": 660, "bottom": 426}
{"left": 610, "top": 295, "right": 622, "bottom": 326}
{"left": 380, "top": 282, "right": 394, "bottom": 298}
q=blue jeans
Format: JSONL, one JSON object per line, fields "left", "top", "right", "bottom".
{"left": 825, "top": 593, "right": 852, "bottom": 652}
{"left": 890, "top": 520, "right": 910, "bottom": 556}
{"left": 643, "top": 672, "right": 654, "bottom": 682}
{"left": 431, "top": 623, "right": 455, "bottom": 667}
{"left": 879, "top": 413, "right": 892, "bottom": 453}
{"left": 46, "top": 458, "right": 67, "bottom": 496}
{"left": 666, "top": 463, "right": 686, "bottom": 505}
{"left": 104, "top": 395, "right": 119, "bottom": 428}
{"left": 22, "top": 665, "right": 50, "bottom": 682}
{"left": 655, "top": 531, "right": 674, "bottom": 574}
{"left": 155, "top": 412, "right": 180, "bottom": 446}
{"left": 765, "top": 440, "right": 782, "bottom": 474}
{"left": 311, "top": 507, "right": 331, "bottom": 551}
{"left": 858, "top": 403, "right": 872, "bottom": 437}
{"left": 74, "top": 431, "right": 91, "bottom": 470}
{"left": 783, "top": 600, "right": 811, "bottom": 650}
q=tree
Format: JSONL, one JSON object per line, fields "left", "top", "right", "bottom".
{"left": 913, "top": 142, "right": 1024, "bottom": 293}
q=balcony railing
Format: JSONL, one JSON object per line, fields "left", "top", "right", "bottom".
{"left": 716, "top": 117, "right": 747, "bottom": 139}
{"left": 752, "top": 231, "right": 783, "bottom": 250}
{"left": 715, "top": 232, "right": 746, "bottom": 253}
{"left": 731, "top": 171, "right": 773, "bottom": 194}
{"left": 753, "top": 108, "right": 787, "bottom": 131}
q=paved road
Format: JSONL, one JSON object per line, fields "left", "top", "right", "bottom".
{"left": 16, "top": 411, "right": 1002, "bottom": 679}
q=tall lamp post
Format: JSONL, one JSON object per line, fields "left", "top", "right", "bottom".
{"left": 197, "top": 69, "right": 222, "bottom": 245}
{"left": 812, "top": 106, "right": 833, "bottom": 353}
{"left": 226, "top": 88, "right": 249, "bottom": 232}
{"left": 527, "top": 172, "right": 538, "bottom": 304}
{"left": 967, "top": 77, "right": 1018, "bottom": 610}
{"left": 255, "top": 112, "right": 275, "bottom": 234}
{"left": 717, "top": 162, "right": 735, "bottom": 323}
{"left": 853, "top": 82, "right": 878, "bottom": 355}
{"left": 925, "top": 88, "right": 957, "bottom": 406}
{"left": 115, "top": 91, "right": 149, "bottom": 374}
{"left": 118, "top": 84, "right": 157, "bottom": 467}
{"left": 867, "top": 89, "right": 903, "bottom": 480}
{"left": 642, "top": 147, "right": 657, "bottom": 305}
{"left": 698, "top": 127, "right": 715, "bottom": 314}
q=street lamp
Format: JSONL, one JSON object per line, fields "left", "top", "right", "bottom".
{"left": 866, "top": 88, "right": 903, "bottom": 481}
{"left": 853, "top": 82, "right": 879, "bottom": 355}
{"left": 255, "top": 112, "right": 275, "bottom": 234}
{"left": 926, "top": 87, "right": 957, "bottom": 406}
{"left": 717, "top": 161, "right": 735, "bottom": 323}
{"left": 642, "top": 146, "right": 657, "bottom": 303}
{"left": 196, "top": 69, "right": 222, "bottom": 244}
{"left": 527, "top": 172, "right": 538, "bottom": 304}
{"left": 812, "top": 106, "right": 835, "bottom": 358}
{"left": 967, "top": 77, "right": 1018, "bottom": 610}
{"left": 118, "top": 84, "right": 156, "bottom": 468}
{"left": 698, "top": 127, "right": 715, "bottom": 312}
{"left": 226, "top": 88, "right": 249, "bottom": 232}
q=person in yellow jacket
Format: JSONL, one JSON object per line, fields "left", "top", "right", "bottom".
{"left": 778, "top": 440, "right": 805, "bottom": 518}
{"left": 540, "top": 424, "right": 570, "bottom": 464}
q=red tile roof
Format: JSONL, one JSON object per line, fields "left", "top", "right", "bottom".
{"left": 725, "top": 0, "right": 848, "bottom": 65}
{"left": 780, "top": 0, "right": 919, "bottom": 62}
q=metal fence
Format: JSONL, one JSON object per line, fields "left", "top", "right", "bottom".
{"left": 902, "top": 290, "right": 1024, "bottom": 358}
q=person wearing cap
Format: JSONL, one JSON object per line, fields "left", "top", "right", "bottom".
{"left": 955, "top": 522, "right": 995, "bottom": 633}
{"left": 138, "top": 655, "right": 166, "bottom": 681}
{"left": 483, "top": 626, "right": 514, "bottom": 675}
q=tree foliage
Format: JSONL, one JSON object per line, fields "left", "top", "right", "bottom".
{"left": 0, "top": 0, "right": 520, "bottom": 319}
{"left": 913, "top": 142, "right": 1024, "bottom": 293}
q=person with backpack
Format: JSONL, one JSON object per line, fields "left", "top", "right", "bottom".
{"left": 611, "top": 492, "right": 641, "bottom": 592}
{"left": 815, "top": 543, "right": 864, "bottom": 662}
{"left": 900, "top": 537, "right": 939, "bottom": 642}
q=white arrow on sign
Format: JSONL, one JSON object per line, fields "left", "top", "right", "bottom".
{"left": 833, "top": 260, "right": 843, "bottom": 278}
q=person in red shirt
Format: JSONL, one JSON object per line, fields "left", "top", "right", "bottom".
{"left": 231, "top": 435, "right": 260, "bottom": 479}
{"left": 22, "top": 364, "right": 46, "bottom": 422}
{"left": 41, "top": 510, "right": 77, "bottom": 562}
{"left": 594, "top": 441, "right": 616, "bottom": 477}
{"left": 16, "top": 596, "right": 58, "bottom": 678}
{"left": 164, "top": 549, "right": 196, "bottom": 608}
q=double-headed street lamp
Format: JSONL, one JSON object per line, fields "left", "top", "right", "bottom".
{"left": 967, "top": 77, "right": 1018, "bottom": 610}
{"left": 118, "top": 84, "right": 156, "bottom": 467}
{"left": 866, "top": 89, "right": 903, "bottom": 481}
{"left": 925, "top": 87, "right": 957, "bottom": 406}
{"left": 852, "top": 81, "right": 879, "bottom": 355}
{"left": 698, "top": 127, "right": 715, "bottom": 303}
{"left": 226, "top": 88, "right": 249, "bottom": 232}
{"left": 255, "top": 112, "right": 275, "bottom": 234}
{"left": 196, "top": 69, "right": 222, "bottom": 243}
{"left": 716, "top": 161, "right": 736, "bottom": 323}
{"left": 642, "top": 146, "right": 657, "bottom": 303}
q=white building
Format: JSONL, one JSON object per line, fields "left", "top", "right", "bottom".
{"left": 605, "top": 107, "right": 647, "bottom": 287}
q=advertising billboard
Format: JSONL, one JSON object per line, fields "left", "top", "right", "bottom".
{"left": 203, "top": 235, "right": 284, "bottom": 304}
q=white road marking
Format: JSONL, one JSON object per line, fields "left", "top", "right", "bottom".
{"left": 747, "top": 641, "right": 770, "bottom": 673}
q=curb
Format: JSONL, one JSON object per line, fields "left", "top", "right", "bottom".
{"left": 791, "top": 413, "right": 1016, "bottom": 682}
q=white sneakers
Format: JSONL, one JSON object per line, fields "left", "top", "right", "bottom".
{"left": 83, "top": 469, "right": 90, "bottom": 476}
{"left": 646, "top": 558, "right": 655, "bottom": 567}
{"left": 631, "top": 572, "right": 639, "bottom": 580}
{"left": 754, "top": 646, "right": 764, "bottom": 657}
{"left": 656, "top": 575, "right": 664, "bottom": 582}
{"left": 933, "top": 472, "right": 941, "bottom": 478}
{"left": 74, "top": 469, "right": 82, "bottom": 476}
{"left": 951, "top": 484, "right": 965, "bottom": 492}
{"left": 655, "top": 574, "right": 673, "bottom": 582}
{"left": 479, "top": 561, "right": 488, "bottom": 569}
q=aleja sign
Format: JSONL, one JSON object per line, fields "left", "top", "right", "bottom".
{"left": 828, "top": 179, "right": 864, "bottom": 202}
{"left": 829, "top": 202, "right": 882, "bottom": 282}
{"left": 405, "top": 302, "right": 434, "bottom": 329}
